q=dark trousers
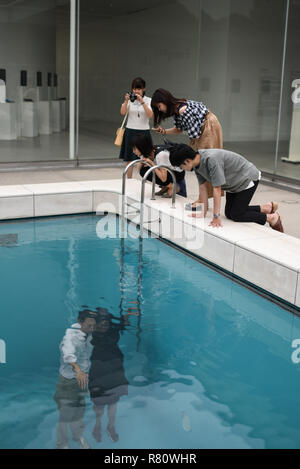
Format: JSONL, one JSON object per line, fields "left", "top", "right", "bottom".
{"left": 225, "top": 180, "right": 267, "bottom": 225}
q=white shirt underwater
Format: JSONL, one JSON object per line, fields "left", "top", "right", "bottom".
{"left": 59, "top": 323, "right": 93, "bottom": 379}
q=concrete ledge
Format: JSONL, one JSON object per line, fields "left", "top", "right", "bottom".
{"left": 0, "top": 178, "right": 300, "bottom": 309}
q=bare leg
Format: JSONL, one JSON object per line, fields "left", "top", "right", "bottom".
{"left": 167, "top": 183, "right": 173, "bottom": 196}
{"left": 70, "top": 404, "right": 85, "bottom": 443}
{"left": 126, "top": 162, "right": 134, "bottom": 179}
{"left": 92, "top": 404, "right": 105, "bottom": 442}
{"left": 56, "top": 421, "right": 69, "bottom": 449}
{"left": 107, "top": 403, "right": 119, "bottom": 442}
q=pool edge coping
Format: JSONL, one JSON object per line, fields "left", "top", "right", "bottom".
{"left": 0, "top": 178, "right": 300, "bottom": 309}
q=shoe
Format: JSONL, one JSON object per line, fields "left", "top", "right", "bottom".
{"left": 161, "top": 192, "right": 172, "bottom": 198}
{"left": 78, "top": 436, "right": 91, "bottom": 449}
{"left": 269, "top": 212, "right": 284, "bottom": 233}
{"left": 107, "top": 426, "right": 119, "bottom": 443}
{"left": 155, "top": 188, "right": 167, "bottom": 196}
{"left": 185, "top": 202, "right": 202, "bottom": 212}
{"left": 270, "top": 201, "right": 278, "bottom": 214}
{"left": 161, "top": 185, "right": 180, "bottom": 198}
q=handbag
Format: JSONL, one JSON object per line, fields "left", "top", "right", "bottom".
{"left": 114, "top": 111, "right": 128, "bottom": 146}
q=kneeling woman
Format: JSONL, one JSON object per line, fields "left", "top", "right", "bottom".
{"left": 131, "top": 133, "right": 187, "bottom": 198}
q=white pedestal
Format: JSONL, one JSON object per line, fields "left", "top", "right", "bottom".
{"left": 0, "top": 103, "right": 17, "bottom": 140}
{"left": 22, "top": 102, "right": 39, "bottom": 137}
{"left": 60, "top": 99, "right": 67, "bottom": 130}
{"left": 51, "top": 100, "right": 61, "bottom": 132}
{"left": 282, "top": 82, "right": 300, "bottom": 164}
{"left": 0, "top": 79, "right": 6, "bottom": 104}
{"left": 16, "top": 87, "right": 24, "bottom": 137}
{"left": 37, "top": 101, "right": 52, "bottom": 135}
{"left": 283, "top": 103, "right": 300, "bottom": 163}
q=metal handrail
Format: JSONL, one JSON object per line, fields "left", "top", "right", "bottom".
{"left": 121, "top": 161, "right": 177, "bottom": 237}
{"left": 140, "top": 165, "right": 176, "bottom": 237}
{"left": 122, "top": 159, "right": 156, "bottom": 202}
{"left": 121, "top": 159, "right": 155, "bottom": 235}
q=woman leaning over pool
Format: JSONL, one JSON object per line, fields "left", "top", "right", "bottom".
{"left": 151, "top": 88, "right": 223, "bottom": 202}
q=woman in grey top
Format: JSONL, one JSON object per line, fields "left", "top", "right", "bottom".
{"left": 169, "top": 144, "right": 283, "bottom": 232}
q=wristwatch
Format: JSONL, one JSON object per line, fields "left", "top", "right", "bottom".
{"left": 213, "top": 213, "right": 220, "bottom": 219}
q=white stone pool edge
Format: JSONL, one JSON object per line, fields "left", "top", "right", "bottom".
{"left": 0, "top": 178, "right": 300, "bottom": 309}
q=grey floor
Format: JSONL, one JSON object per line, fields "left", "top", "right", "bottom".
{"left": 227, "top": 140, "right": 300, "bottom": 180}
{"left": 0, "top": 120, "right": 185, "bottom": 163}
{"left": 1, "top": 165, "right": 300, "bottom": 239}
{"left": 1, "top": 121, "right": 300, "bottom": 180}
{"left": 0, "top": 130, "right": 115, "bottom": 162}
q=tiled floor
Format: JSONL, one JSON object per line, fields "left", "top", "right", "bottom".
{"left": 1, "top": 125, "right": 300, "bottom": 180}
{"left": 0, "top": 165, "right": 300, "bottom": 239}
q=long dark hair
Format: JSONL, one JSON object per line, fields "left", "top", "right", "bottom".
{"left": 131, "top": 133, "right": 154, "bottom": 158}
{"left": 151, "top": 88, "right": 186, "bottom": 126}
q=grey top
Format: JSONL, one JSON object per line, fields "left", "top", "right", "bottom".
{"left": 194, "top": 149, "right": 260, "bottom": 193}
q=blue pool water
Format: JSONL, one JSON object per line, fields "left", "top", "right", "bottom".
{"left": 0, "top": 214, "right": 300, "bottom": 449}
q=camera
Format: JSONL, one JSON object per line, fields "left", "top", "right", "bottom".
{"left": 129, "top": 91, "right": 137, "bottom": 102}
{"left": 185, "top": 202, "right": 203, "bottom": 212}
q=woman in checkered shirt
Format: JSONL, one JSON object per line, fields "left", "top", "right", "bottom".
{"left": 151, "top": 88, "right": 222, "bottom": 150}
{"left": 151, "top": 88, "right": 223, "bottom": 200}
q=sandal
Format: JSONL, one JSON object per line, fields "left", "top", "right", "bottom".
{"left": 269, "top": 212, "right": 284, "bottom": 233}
{"left": 161, "top": 184, "right": 181, "bottom": 198}
{"left": 161, "top": 192, "right": 172, "bottom": 198}
{"left": 155, "top": 187, "right": 168, "bottom": 196}
{"left": 270, "top": 201, "right": 278, "bottom": 214}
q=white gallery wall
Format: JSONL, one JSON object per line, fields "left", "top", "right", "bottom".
{"left": 0, "top": 7, "right": 57, "bottom": 103}
{"left": 55, "top": 0, "right": 299, "bottom": 143}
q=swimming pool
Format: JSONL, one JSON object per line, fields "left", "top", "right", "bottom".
{"left": 0, "top": 213, "right": 300, "bottom": 449}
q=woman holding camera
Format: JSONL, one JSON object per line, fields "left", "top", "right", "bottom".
{"left": 119, "top": 77, "right": 153, "bottom": 178}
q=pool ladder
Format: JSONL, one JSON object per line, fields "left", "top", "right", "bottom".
{"left": 119, "top": 161, "right": 177, "bottom": 350}
{"left": 121, "top": 159, "right": 177, "bottom": 237}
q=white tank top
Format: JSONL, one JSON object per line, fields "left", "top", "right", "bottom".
{"left": 126, "top": 96, "right": 152, "bottom": 130}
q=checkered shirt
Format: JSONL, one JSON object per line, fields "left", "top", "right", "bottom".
{"left": 173, "top": 100, "right": 208, "bottom": 139}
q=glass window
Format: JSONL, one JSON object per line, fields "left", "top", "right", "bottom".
{"left": 198, "top": 0, "right": 286, "bottom": 174}
{"left": 78, "top": 0, "right": 295, "bottom": 184}
{"left": 78, "top": 0, "right": 201, "bottom": 162}
{"left": 1, "top": 0, "right": 298, "bottom": 183}
{"left": 276, "top": 0, "right": 300, "bottom": 181}
{"left": 0, "top": 0, "right": 70, "bottom": 164}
